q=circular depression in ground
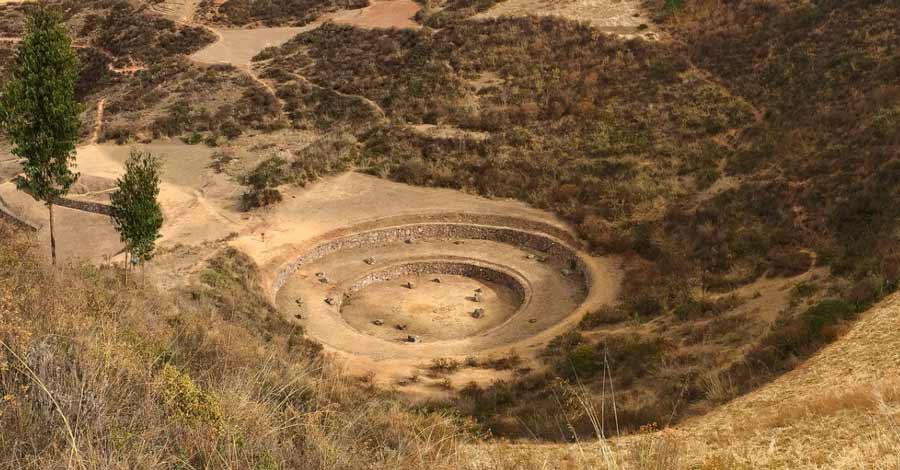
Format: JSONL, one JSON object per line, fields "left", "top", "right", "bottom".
{"left": 272, "top": 216, "right": 598, "bottom": 360}
{"left": 342, "top": 261, "right": 528, "bottom": 342}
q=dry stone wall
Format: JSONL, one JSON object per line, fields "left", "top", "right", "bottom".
{"left": 272, "top": 219, "right": 590, "bottom": 299}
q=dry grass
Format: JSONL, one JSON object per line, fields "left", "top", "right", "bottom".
{"left": 4, "top": 216, "right": 898, "bottom": 467}
{"left": 1, "top": 221, "right": 691, "bottom": 469}
{"left": 0, "top": 223, "right": 470, "bottom": 468}
{"left": 753, "top": 380, "right": 900, "bottom": 432}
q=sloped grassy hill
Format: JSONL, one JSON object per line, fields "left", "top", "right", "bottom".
{"left": 0, "top": 223, "right": 467, "bottom": 468}
{"left": 236, "top": 0, "right": 900, "bottom": 439}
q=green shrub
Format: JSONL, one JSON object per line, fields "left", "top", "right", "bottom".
{"left": 562, "top": 344, "right": 600, "bottom": 378}
{"left": 628, "top": 293, "right": 663, "bottom": 318}
{"left": 791, "top": 280, "right": 819, "bottom": 298}
{"left": 157, "top": 364, "right": 222, "bottom": 427}
{"left": 241, "top": 188, "right": 282, "bottom": 211}
{"left": 181, "top": 131, "right": 204, "bottom": 145}
{"left": 805, "top": 299, "right": 856, "bottom": 334}
{"left": 579, "top": 306, "right": 629, "bottom": 329}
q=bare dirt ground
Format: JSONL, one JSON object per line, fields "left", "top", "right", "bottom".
{"left": 342, "top": 273, "right": 520, "bottom": 342}
{"left": 1, "top": 141, "right": 625, "bottom": 389}
{"left": 476, "top": 0, "right": 659, "bottom": 39}
{"left": 191, "top": 26, "right": 309, "bottom": 69}
{"left": 330, "top": 0, "right": 421, "bottom": 29}
{"left": 274, "top": 226, "right": 616, "bottom": 389}
{"left": 90, "top": 99, "right": 105, "bottom": 145}
{"left": 0, "top": 142, "right": 240, "bottom": 262}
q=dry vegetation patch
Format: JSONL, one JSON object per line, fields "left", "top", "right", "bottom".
{"left": 0, "top": 224, "right": 473, "bottom": 468}
{"left": 196, "top": 0, "right": 370, "bottom": 27}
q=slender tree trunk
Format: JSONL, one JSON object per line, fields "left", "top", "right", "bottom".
{"left": 48, "top": 202, "right": 57, "bottom": 266}
{"left": 124, "top": 247, "right": 129, "bottom": 285}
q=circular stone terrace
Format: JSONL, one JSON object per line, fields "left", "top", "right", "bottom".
{"left": 272, "top": 213, "right": 616, "bottom": 371}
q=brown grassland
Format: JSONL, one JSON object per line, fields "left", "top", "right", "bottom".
{"left": 1, "top": 0, "right": 900, "bottom": 465}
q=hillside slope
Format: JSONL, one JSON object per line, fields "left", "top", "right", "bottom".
{"left": 464, "top": 290, "right": 900, "bottom": 467}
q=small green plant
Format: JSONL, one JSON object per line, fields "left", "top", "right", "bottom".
{"left": 791, "top": 280, "right": 819, "bottom": 299}
{"left": 430, "top": 357, "right": 461, "bottom": 373}
{"left": 579, "top": 306, "right": 628, "bottom": 329}
{"left": 663, "top": 0, "right": 684, "bottom": 16}
{"left": 157, "top": 364, "right": 222, "bottom": 427}
{"left": 565, "top": 344, "right": 600, "bottom": 378}
{"left": 181, "top": 131, "right": 204, "bottom": 145}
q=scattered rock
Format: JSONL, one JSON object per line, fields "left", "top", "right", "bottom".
{"left": 405, "top": 335, "right": 419, "bottom": 343}
{"left": 404, "top": 281, "right": 415, "bottom": 289}
{"left": 319, "top": 276, "right": 329, "bottom": 284}
{"left": 526, "top": 254, "right": 536, "bottom": 260}
{"left": 431, "top": 278, "right": 441, "bottom": 283}
{"left": 471, "top": 308, "right": 485, "bottom": 319}
{"left": 561, "top": 268, "right": 573, "bottom": 277}
{"left": 528, "top": 318, "right": 537, "bottom": 324}
{"left": 372, "top": 319, "right": 384, "bottom": 326}
{"left": 474, "top": 287, "right": 483, "bottom": 293}
{"left": 395, "top": 324, "right": 408, "bottom": 331}
{"left": 363, "top": 257, "right": 376, "bottom": 265}
{"left": 315, "top": 272, "right": 325, "bottom": 278}
{"left": 472, "top": 292, "right": 483, "bottom": 303}
{"left": 295, "top": 298, "right": 303, "bottom": 306}
{"left": 324, "top": 297, "right": 335, "bottom": 305}
{"left": 404, "top": 239, "right": 413, "bottom": 244}
{"left": 294, "top": 313, "right": 303, "bottom": 319}
{"left": 453, "top": 241, "right": 463, "bottom": 245}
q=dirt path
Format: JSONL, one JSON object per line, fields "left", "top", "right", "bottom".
{"left": 164, "top": 0, "right": 420, "bottom": 120}
{"left": 330, "top": 0, "right": 421, "bottom": 29}
{"left": 90, "top": 98, "right": 105, "bottom": 145}
{"left": 285, "top": 71, "right": 386, "bottom": 118}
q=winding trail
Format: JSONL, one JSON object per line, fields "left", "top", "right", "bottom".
{"left": 90, "top": 98, "right": 105, "bottom": 145}
{"left": 151, "top": 0, "right": 418, "bottom": 122}
{"left": 151, "top": 1, "right": 292, "bottom": 116}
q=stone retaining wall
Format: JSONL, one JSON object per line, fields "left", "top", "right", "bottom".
{"left": 0, "top": 205, "right": 37, "bottom": 232}
{"left": 346, "top": 260, "right": 528, "bottom": 304}
{"left": 54, "top": 197, "right": 113, "bottom": 216}
{"left": 272, "top": 221, "right": 590, "bottom": 300}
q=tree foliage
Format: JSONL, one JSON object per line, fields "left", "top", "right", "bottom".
{"left": 0, "top": 6, "right": 81, "bottom": 203}
{"left": 110, "top": 150, "right": 164, "bottom": 263}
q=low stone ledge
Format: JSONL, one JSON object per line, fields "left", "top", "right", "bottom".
{"left": 272, "top": 221, "right": 589, "bottom": 300}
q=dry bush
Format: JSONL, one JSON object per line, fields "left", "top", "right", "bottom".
{"left": 197, "top": 0, "right": 370, "bottom": 27}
